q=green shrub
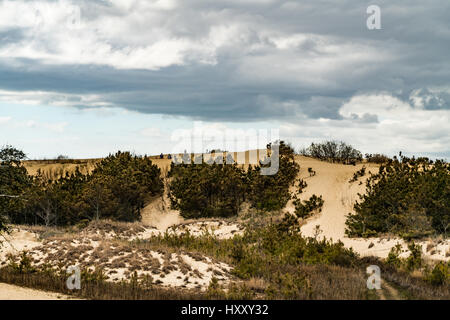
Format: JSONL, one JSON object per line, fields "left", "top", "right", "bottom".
{"left": 346, "top": 155, "right": 449, "bottom": 238}
{"left": 169, "top": 162, "right": 246, "bottom": 218}
{"left": 406, "top": 242, "right": 423, "bottom": 271}
{"left": 0, "top": 145, "right": 31, "bottom": 228}
{"left": 293, "top": 194, "right": 324, "bottom": 219}
{"left": 365, "top": 153, "right": 390, "bottom": 164}
{"left": 246, "top": 141, "right": 299, "bottom": 211}
{"left": 5, "top": 150, "right": 163, "bottom": 226}
{"left": 426, "top": 262, "right": 449, "bottom": 286}
{"left": 169, "top": 141, "right": 300, "bottom": 217}
{"left": 349, "top": 166, "right": 366, "bottom": 183}
{"left": 301, "top": 140, "right": 362, "bottom": 164}
{"left": 386, "top": 244, "right": 403, "bottom": 268}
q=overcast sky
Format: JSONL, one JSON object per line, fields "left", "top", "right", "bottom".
{"left": 0, "top": 0, "right": 449, "bottom": 159}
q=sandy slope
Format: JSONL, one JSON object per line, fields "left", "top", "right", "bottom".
{"left": 3, "top": 152, "right": 447, "bottom": 299}
{"left": 122, "top": 153, "right": 450, "bottom": 261}
{"left": 296, "top": 156, "right": 449, "bottom": 261}
{"left": 22, "top": 154, "right": 450, "bottom": 261}
{"left": 294, "top": 156, "right": 378, "bottom": 240}
{"left": 0, "top": 228, "right": 41, "bottom": 262}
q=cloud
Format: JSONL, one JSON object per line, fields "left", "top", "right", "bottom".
{"left": 0, "top": 0, "right": 449, "bottom": 156}
{"left": 279, "top": 94, "right": 450, "bottom": 157}
{"left": 1, "top": 116, "right": 68, "bottom": 133}
{"left": 140, "top": 127, "right": 162, "bottom": 138}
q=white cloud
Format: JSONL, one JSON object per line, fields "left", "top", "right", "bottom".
{"left": 43, "top": 121, "right": 68, "bottom": 133}
{"left": 0, "top": 0, "right": 228, "bottom": 70}
{"left": 0, "top": 90, "right": 113, "bottom": 108}
{"left": 140, "top": 127, "right": 162, "bottom": 137}
{"left": 2, "top": 117, "right": 69, "bottom": 133}
{"left": 20, "top": 119, "right": 67, "bottom": 133}
{"left": 0, "top": 0, "right": 449, "bottom": 158}
{"left": 0, "top": 116, "right": 12, "bottom": 125}
{"left": 279, "top": 94, "right": 450, "bottom": 157}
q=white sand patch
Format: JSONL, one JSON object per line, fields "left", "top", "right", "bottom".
{"left": 0, "top": 228, "right": 41, "bottom": 262}
{"left": 126, "top": 221, "right": 244, "bottom": 241}
{"left": 166, "top": 221, "right": 244, "bottom": 240}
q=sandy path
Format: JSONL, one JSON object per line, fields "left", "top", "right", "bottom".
{"left": 0, "top": 283, "right": 73, "bottom": 300}
{"left": 296, "top": 156, "right": 376, "bottom": 240}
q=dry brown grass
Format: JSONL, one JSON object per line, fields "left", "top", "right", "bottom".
{"left": 0, "top": 267, "right": 206, "bottom": 300}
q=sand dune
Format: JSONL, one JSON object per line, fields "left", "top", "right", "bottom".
{"left": 295, "top": 156, "right": 449, "bottom": 261}
{"left": 22, "top": 153, "right": 450, "bottom": 262}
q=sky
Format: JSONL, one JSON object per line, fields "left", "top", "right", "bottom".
{"left": 0, "top": 0, "right": 449, "bottom": 159}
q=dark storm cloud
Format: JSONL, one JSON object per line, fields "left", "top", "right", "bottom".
{"left": 0, "top": 0, "right": 449, "bottom": 121}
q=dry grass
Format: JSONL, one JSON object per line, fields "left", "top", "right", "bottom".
{"left": 361, "top": 257, "right": 450, "bottom": 300}
{"left": 8, "top": 232, "right": 233, "bottom": 291}
{"left": 0, "top": 267, "right": 206, "bottom": 300}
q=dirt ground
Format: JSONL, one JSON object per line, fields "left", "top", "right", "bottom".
{"left": 0, "top": 283, "right": 74, "bottom": 300}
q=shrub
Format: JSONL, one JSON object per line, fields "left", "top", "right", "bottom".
{"left": 169, "top": 141, "right": 300, "bottom": 216}
{"left": 426, "top": 262, "right": 449, "bottom": 286}
{"left": 386, "top": 244, "right": 403, "bottom": 268}
{"left": 293, "top": 195, "right": 324, "bottom": 219}
{"left": 307, "top": 167, "right": 316, "bottom": 176}
{"left": 406, "top": 242, "right": 423, "bottom": 271}
{"left": 0, "top": 145, "right": 31, "bottom": 229}
{"left": 302, "top": 141, "right": 362, "bottom": 164}
{"left": 365, "top": 153, "right": 390, "bottom": 164}
{"left": 349, "top": 166, "right": 366, "bottom": 183}
{"left": 297, "top": 179, "right": 307, "bottom": 193}
{"left": 346, "top": 155, "right": 449, "bottom": 238}
{"left": 6, "top": 150, "right": 163, "bottom": 226}
{"left": 169, "top": 162, "right": 246, "bottom": 219}
{"left": 246, "top": 141, "right": 299, "bottom": 211}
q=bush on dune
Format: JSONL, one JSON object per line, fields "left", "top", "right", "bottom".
{"left": 169, "top": 141, "right": 300, "bottom": 218}
{"left": 1, "top": 147, "right": 164, "bottom": 226}
{"left": 169, "top": 162, "right": 247, "bottom": 219}
{"left": 346, "top": 155, "right": 449, "bottom": 239}
{"left": 246, "top": 141, "right": 299, "bottom": 211}
{"left": 0, "top": 145, "right": 31, "bottom": 230}
{"left": 300, "top": 140, "right": 362, "bottom": 164}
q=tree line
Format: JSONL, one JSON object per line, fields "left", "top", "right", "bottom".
{"left": 299, "top": 140, "right": 363, "bottom": 164}
{"left": 0, "top": 146, "right": 163, "bottom": 227}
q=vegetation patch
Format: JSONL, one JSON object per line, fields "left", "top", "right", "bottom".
{"left": 346, "top": 155, "right": 449, "bottom": 239}
{"left": 1, "top": 146, "right": 163, "bottom": 226}
{"left": 169, "top": 141, "right": 299, "bottom": 218}
{"left": 299, "top": 140, "right": 362, "bottom": 165}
